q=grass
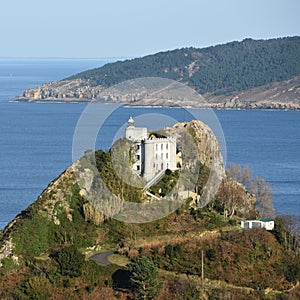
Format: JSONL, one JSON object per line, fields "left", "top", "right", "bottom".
{"left": 108, "top": 254, "right": 130, "bottom": 266}
{"left": 34, "top": 253, "right": 50, "bottom": 261}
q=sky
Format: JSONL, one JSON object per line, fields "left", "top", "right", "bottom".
{"left": 0, "top": 0, "right": 299, "bottom": 58}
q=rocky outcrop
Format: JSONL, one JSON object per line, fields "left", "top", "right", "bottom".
{"left": 18, "top": 76, "right": 300, "bottom": 109}
{"left": 206, "top": 76, "right": 300, "bottom": 110}
{"left": 0, "top": 120, "right": 225, "bottom": 264}
{"left": 170, "top": 120, "right": 225, "bottom": 206}
{"left": 0, "top": 166, "right": 77, "bottom": 265}
{"left": 19, "top": 79, "right": 105, "bottom": 102}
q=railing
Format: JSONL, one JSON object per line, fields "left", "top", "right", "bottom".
{"left": 145, "top": 191, "right": 161, "bottom": 201}
{"left": 143, "top": 169, "right": 166, "bottom": 190}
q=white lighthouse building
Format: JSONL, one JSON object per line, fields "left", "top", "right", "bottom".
{"left": 125, "top": 117, "right": 177, "bottom": 181}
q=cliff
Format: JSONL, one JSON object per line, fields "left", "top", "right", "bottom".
{"left": 18, "top": 37, "right": 300, "bottom": 109}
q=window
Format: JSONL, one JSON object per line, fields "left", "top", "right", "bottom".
{"left": 161, "top": 153, "right": 163, "bottom": 159}
{"left": 156, "top": 144, "right": 158, "bottom": 151}
{"left": 136, "top": 155, "right": 140, "bottom": 160}
{"left": 161, "top": 163, "right": 164, "bottom": 170}
{"left": 166, "top": 153, "right": 169, "bottom": 159}
{"left": 137, "top": 165, "right": 140, "bottom": 171}
{"left": 161, "top": 144, "right": 163, "bottom": 150}
{"left": 166, "top": 143, "right": 169, "bottom": 150}
{"left": 137, "top": 145, "right": 140, "bottom": 150}
{"left": 156, "top": 153, "right": 158, "bottom": 159}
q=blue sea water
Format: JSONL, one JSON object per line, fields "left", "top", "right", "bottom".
{"left": 0, "top": 59, "right": 299, "bottom": 229}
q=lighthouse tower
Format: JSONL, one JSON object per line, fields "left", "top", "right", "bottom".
{"left": 125, "top": 117, "right": 147, "bottom": 141}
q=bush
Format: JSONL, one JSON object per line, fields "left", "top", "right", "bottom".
{"left": 206, "top": 249, "right": 216, "bottom": 261}
{"left": 53, "top": 245, "right": 85, "bottom": 277}
{"left": 13, "top": 275, "right": 52, "bottom": 300}
{"left": 13, "top": 212, "right": 52, "bottom": 258}
{"left": 149, "top": 170, "right": 180, "bottom": 197}
{"left": 228, "top": 219, "right": 237, "bottom": 226}
{"left": 0, "top": 258, "right": 16, "bottom": 274}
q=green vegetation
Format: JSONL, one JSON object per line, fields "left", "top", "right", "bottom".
{"left": 149, "top": 169, "right": 180, "bottom": 197}
{"left": 68, "top": 37, "right": 300, "bottom": 96}
{"left": 13, "top": 275, "right": 52, "bottom": 300}
{"left": 1, "top": 130, "right": 300, "bottom": 298}
{"left": 129, "top": 256, "right": 162, "bottom": 300}
{"left": 1, "top": 200, "right": 300, "bottom": 299}
{"left": 52, "top": 245, "right": 85, "bottom": 277}
{"left": 0, "top": 258, "right": 16, "bottom": 274}
{"left": 148, "top": 229, "right": 291, "bottom": 290}
{"left": 13, "top": 208, "right": 51, "bottom": 258}
{"left": 13, "top": 184, "right": 98, "bottom": 259}
{"left": 196, "top": 163, "right": 210, "bottom": 195}
{"left": 94, "top": 137, "right": 185, "bottom": 202}
{"left": 95, "top": 141, "right": 144, "bottom": 203}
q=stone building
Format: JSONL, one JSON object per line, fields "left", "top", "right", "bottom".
{"left": 125, "top": 117, "right": 177, "bottom": 181}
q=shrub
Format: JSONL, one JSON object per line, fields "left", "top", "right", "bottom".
{"left": 0, "top": 258, "right": 16, "bottom": 274}
{"left": 13, "top": 275, "right": 52, "bottom": 300}
{"left": 53, "top": 245, "right": 85, "bottom": 277}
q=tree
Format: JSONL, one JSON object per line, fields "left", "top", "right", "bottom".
{"left": 226, "top": 163, "right": 252, "bottom": 189}
{"left": 250, "top": 176, "right": 275, "bottom": 218}
{"left": 129, "top": 256, "right": 162, "bottom": 300}
{"left": 225, "top": 164, "right": 275, "bottom": 218}
{"left": 54, "top": 245, "right": 85, "bottom": 277}
{"left": 274, "top": 215, "right": 300, "bottom": 251}
{"left": 217, "top": 178, "right": 248, "bottom": 218}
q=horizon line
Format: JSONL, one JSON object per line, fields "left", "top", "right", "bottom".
{"left": 0, "top": 56, "right": 130, "bottom": 60}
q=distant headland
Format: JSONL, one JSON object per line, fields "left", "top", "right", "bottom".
{"left": 19, "top": 37, "right": 300, "bottom": 109}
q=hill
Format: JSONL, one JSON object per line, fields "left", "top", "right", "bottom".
{"left": 0, "top": 120, "right": 299, "bottom": 299}
{"left": 19, "top": 37, "right": 300, "bottom": 109}
{"left": 68, "top": 36, "right": 300, "bottom": 94}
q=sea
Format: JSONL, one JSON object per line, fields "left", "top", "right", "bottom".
{"left": 0, "top": 59, "right": 299, "bottom": 229}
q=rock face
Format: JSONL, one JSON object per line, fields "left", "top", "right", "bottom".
{"left": 19, "top": 79, "right": 105, "bottom": 102}
{"left": 170, "top": 120, "right": 225, "bottom": 206}
{"left": 0, "top": 166, "right": 77, "bottom": 265}
{"left": 18, "top": 76, "right": 300, "bottom": 109}
{"left": 206, "top": 76, "right": 300, "bottom": 110}
{"left": 0, "top": 120, "right": 225, "bottom": 264}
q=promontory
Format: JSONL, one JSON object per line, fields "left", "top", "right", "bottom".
{"left": 19, "top": 36, "right": 300, "bottom": 109}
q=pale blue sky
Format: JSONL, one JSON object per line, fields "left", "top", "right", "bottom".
{"left": 0, "top": 0, "right": 299, "bottom": 58}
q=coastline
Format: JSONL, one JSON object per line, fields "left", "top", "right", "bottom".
{"left": 15, "top": 97, "right": 300, "bottom": 110}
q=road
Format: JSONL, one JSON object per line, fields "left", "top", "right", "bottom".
{"left": 89, "top": 250, "right": 117, "bottom": 266}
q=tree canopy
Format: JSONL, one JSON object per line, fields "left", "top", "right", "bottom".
{"left": 54, "top": 245, "right": 85, "bottom": 278}
{"left": 68, "top": 37, "right": 300, "bottom": 96}
{"left": 129, "top": 256, "right": 163, "bottom": 300}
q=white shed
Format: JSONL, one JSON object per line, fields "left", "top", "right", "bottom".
{"left": 241, "top": 218, "right": 275, "bottom": 231}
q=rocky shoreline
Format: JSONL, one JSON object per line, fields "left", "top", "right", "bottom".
{"left": 18, "top": 76, "right": 300, "bottom": 110}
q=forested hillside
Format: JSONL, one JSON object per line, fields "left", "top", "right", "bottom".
{"left": 68, "top": 36, "right": 300, "bottom": 96}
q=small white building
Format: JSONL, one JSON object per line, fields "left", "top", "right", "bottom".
{"left": 125, "top": 117, "right": 177, "bottom": 181}
{"left": 241, "top": 218, "right": 275, "bottom": 231}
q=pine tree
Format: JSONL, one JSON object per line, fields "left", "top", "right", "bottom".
{"left": 129, "top": 256, "right": 162, "bottom": 300}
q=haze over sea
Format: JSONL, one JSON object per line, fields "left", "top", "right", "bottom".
{"left": 0, "top": 59, "right": 299, "bottom": 229}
